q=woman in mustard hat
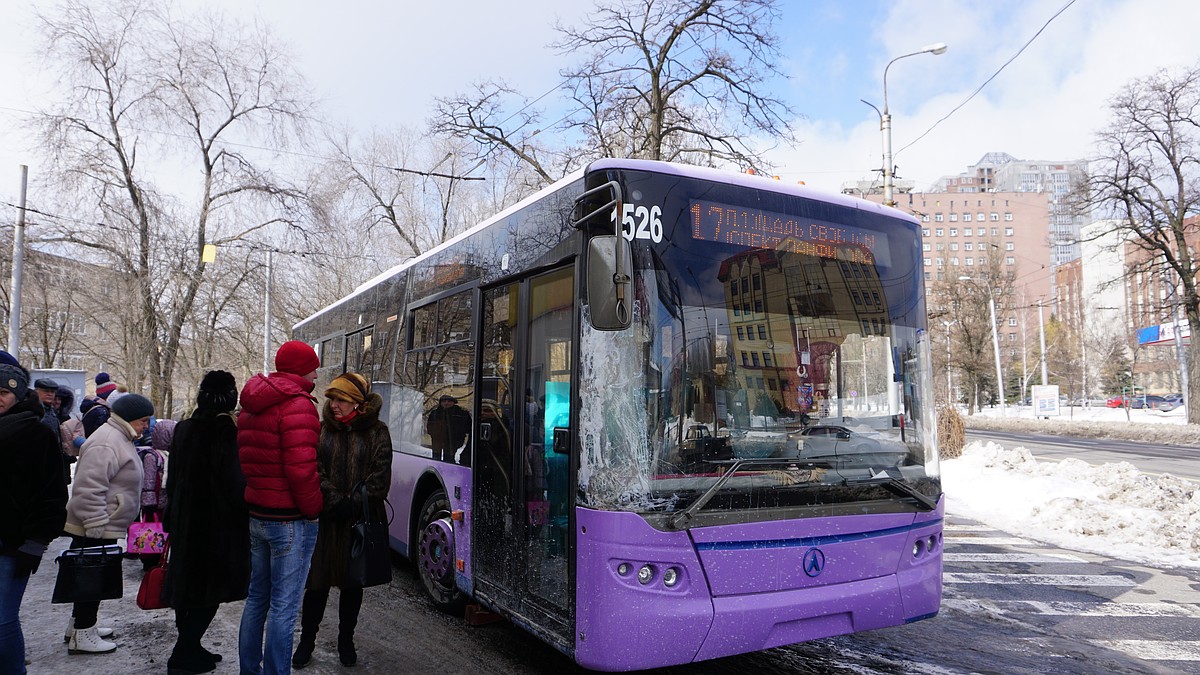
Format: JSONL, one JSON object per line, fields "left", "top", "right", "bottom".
{"left": 292, "top": 372, "right": 392, "bottom": 669}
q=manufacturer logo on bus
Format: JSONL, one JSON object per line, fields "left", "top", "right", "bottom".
{"left": 803, "top": 548, "right": 826, "bottom": 577}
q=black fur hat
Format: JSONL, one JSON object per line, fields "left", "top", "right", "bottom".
{"left": 197, "top": 370, "right": 238, "bottom": 412}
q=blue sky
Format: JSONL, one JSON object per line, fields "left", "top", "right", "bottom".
{"left": 3, "top": 0, "right": 1200, "bottom": 199}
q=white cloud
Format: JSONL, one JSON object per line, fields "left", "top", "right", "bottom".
{"left": 771, "top": 0, "right": 1200, "bottom": 193}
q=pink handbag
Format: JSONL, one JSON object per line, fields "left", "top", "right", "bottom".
{"left": 127, "top": 513, "right": 167, "bottom": 555}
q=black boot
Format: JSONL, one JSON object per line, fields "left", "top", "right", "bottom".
{"left": 293, "top": 588, "right": 327, "bottom": 669}
{"left": 337, "top": 586, "right": 363, "bottom": 667}
{"left": 292, "top": 636, "right": 316, "bottom": 669}
{"left": 337, "top": 633, "right": 357, "bottom": 667}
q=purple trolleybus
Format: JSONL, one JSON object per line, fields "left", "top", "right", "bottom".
{"left": 293, "top": 158, "right": 943, "bottom": 671}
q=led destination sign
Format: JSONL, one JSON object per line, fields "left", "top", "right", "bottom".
{"left": 689, "top": 200, "right": 890, "bottom": 266}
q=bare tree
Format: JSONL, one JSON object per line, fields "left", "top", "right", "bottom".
{"left": 1082, "top": 63, "right": 1200, "bottom": 424}
{"left": 432, "top": 0, "right": 796, "bottom": 184}
{"left": 31, "top": 0, "right": 313, "bottom": 411}
{"left": 930, "top": 247, "right": 1017, "bottom": 414}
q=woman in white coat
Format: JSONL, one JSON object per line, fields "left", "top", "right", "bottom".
{"left": 62, "top": 393, "right": 154, "bottom": 655}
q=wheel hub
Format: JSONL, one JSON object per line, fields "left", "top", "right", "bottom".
{"left": 420, "top": 517, "right": 455, "bottom": 584}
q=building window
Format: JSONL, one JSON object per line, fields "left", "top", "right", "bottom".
{"left": 741, "top": 352, "right": 749, "bottom": 366}
{"left": 950, "top": 243, "right": 959, "bottom": 251}
{"left": 1008, "top": 317, "right": 1018, "bottom": 326}
{"left": 1005, "top": 242, "right": 1015, "bottom": 251}
{"left": 922, "top": 215, "right": 930, "bottom": 223}
{"left": 949, "top": 213, "right": 958, "bottom": 222}
{"left": 966, "top": 257, "right": 975, "bottom": 266}
{"left": 949, "top": 228, "right": 958, "bottom": 236}
{"left": 991, "top": 213, "right": 999, "bottom": 221}
{"left": 737, "top": 326, "right": 744, "bottom": 340}
{"left": 1006, "top": 256, "right": 1015, "bottom": 265}
{"left": 922, "top": 228, "right": 930, "bottom": 236}
{"left": 924, "top": 271, "right": 931, "bottom": 280}
{"left": 852, "top": 290, "right": 862, "bottom": 305}
{"left": 963, "top": 213, "right": 972, "bottom": 222}
{"left": 936, "top": 257, "right": 945, "bottom": 266}
{"left": 924, "top": 258, "right": 931, "bottom": 266}
{"left": 763, "top": 353, "right": 772, "bottom": 367}
{"left": 1005, "top": 227, "right": 1014, "bottom": 236}
{"left": 758, "top": 325, "right": 767, "bottom": 340}
{"left": 965, "top": 243, "right": 974, "bottom": 251}
{"left": 923, "top": 243, "right": 931, "bottom": 251}
{"left": 977, "top": 212, "right": 986, "bottom": 221}
{"left": 751, "top": 352, "right": 760, "bottom": 367}
{"left": 951, "top": 257, "right": 959, "bottom": 266}
{"left": 935, "top": 214, "right": 944, "bottom": 222}
{"left": 991, "top": 228, "right": 999, "bottom": 236}
{"left": 1005, "top": 212, "right": 1013, "bottom": 221}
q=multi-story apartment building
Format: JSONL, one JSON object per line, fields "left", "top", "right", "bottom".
{"left": 931, "top": 152, "right": 1088, "bottom": 266}
{"left": 1055, "top": 218, "right": 1197, "bottom": 396}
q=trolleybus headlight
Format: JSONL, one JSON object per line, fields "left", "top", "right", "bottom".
{"left": 662, "top": 567, "right": 680, "bottom": 587}
{"left": 928, "top": 535, "right": 939, "bottom": 552}
{"left": 617, "top": 562, "right": 631, "bottom": 576}
{"left": 913, "top": 540, "right": 925, "bottom": 557}
{"left": 637, "top": 565, "right": 654, "bottom": 585}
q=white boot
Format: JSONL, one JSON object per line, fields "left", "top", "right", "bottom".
{"left": 64, "top": 616, "right": 113, "bottom": 642}
{"left": 67, "top": 626, "right": 116, "bottom": 654}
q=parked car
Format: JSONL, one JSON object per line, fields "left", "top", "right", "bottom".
{"left": 791, "top": 425, "right": 909, "bottom": 467}
{"left": 1155, "top": 397, "right": 1184, "bottom": 412}
{"left": 1131, "top": 395, "right": 1166, "bottom": 409}
{"left": 1106, "top": 395, "right": 1129, "bottom": 408}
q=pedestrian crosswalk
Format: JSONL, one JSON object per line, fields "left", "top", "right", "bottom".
{"left": 942, "top": 520, "right": 1200, "bottom": 669}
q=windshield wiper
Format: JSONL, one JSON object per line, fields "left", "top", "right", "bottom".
{"left": 845, "top": 470, "right": 939, "bottom": 511}
{"left": 669, "top": 457, "right": 828, "bottom": 529}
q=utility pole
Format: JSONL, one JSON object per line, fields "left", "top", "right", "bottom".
{"left": 7, "top": 165, "right": 28, "bottom": 357}
{"left": 263, "top": 249, "right": 273, "bottom": 374}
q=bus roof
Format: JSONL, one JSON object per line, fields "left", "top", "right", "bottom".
{"left": 295, "top": 159, "right": 917, "bottom": 331}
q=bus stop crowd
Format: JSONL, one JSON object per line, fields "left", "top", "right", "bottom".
{"left": 0, "top": 341, "right": 393, "bottom": 674}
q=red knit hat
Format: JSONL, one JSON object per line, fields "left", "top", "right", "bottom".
{"left": 275, "top": 340, "right": 320, "bottom": 376}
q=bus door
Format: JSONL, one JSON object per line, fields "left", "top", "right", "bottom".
{"left": 476, "top": 266, "right": 574, "bottom": 644}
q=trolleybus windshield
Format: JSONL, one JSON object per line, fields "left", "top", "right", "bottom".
{"left": 578, "top": 170, "right": 939, "bottom": 524}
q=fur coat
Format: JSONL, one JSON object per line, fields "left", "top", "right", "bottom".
{"left": 305, "top": 392, "right": 392, "bottom": 590}
{"left": 163, "top": 410, "right": 250, "bottom": 607}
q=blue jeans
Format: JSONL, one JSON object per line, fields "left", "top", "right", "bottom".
{"left": 0, "top": 555, "right": 31, "bottom": 675}
{"left": 238, "top": 518, "right": 319, "bottom": 675}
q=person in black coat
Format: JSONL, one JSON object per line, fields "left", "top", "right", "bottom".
{"left": 162, "top": 371, "right": 250, "bottom": 674}
{"left": 0, "top": 361, "right": 68, "bottom": 674}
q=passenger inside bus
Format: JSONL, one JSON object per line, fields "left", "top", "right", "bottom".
{"left": 427, "top": 394, "right": 471, "bottom": 464}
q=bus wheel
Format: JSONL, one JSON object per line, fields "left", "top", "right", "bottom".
{"left": 417, "top": 490, "right": 467, "bottom": 615}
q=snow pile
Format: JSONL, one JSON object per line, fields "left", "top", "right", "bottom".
{"left": 942, "top": 441, "right": 1200, "bottom": 569}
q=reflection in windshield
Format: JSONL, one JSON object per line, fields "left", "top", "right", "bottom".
{"left": 578, "top": 177, "right": 939, "bottom": 521}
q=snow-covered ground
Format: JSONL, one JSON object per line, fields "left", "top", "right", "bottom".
{"left": 943, "top": 427, "right": 1200, "bottom": 570}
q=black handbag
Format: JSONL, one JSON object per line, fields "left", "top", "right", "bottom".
{"left": 51, "top": 544, "right": 124, "bottom": 604}
{"left": 346, "top": 482, "right": 392, "bottom": 588}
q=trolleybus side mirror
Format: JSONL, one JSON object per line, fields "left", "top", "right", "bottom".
{"left": 573, "top": 179, "right": 631, "bottom": 331}
{"left": 586, "top": 235, "right": 632, "bottom": 330}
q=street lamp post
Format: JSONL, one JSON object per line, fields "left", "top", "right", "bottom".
{"left": 942, "top": 319, "right": 957, "bottom": 404}
{"left": 879, "top": 42, "right": 947, "bottom": 207}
